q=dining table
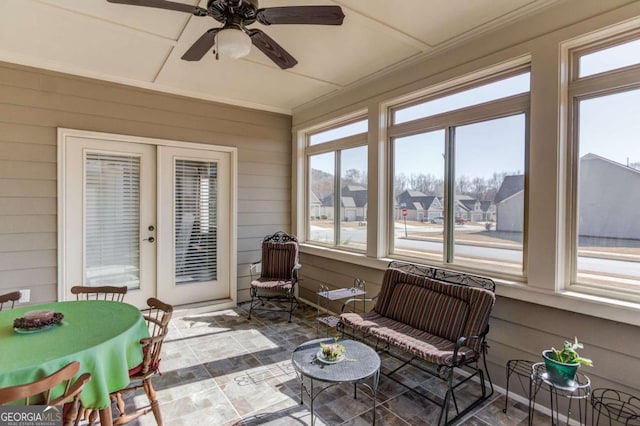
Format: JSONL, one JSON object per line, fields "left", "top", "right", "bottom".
{"left": 0, "top": 300, "right": 149, "bottom": 425}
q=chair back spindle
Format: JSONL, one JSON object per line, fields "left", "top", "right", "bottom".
{"left": 0, "top": 291, "right": 21, "bottom": 311}
{"left": 70, "top": 286, "right": 128, "bottom": 302}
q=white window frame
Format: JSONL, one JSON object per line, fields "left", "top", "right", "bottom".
{"left": 302, "top": 115, "right": 368, "bottom": 252}
{"left": 564, "top": 29, "right": 640, "bottom": 302}
{"left": 387, "top": 67, "right": 530, "bottom": 280}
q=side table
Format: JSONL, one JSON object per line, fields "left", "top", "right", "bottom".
{"left": 529, "top": 362, "right": 591, "bottom": 426}
{"left": 316, "top": 278, "right": 366, "bottom": 337}
{"left": 291, "top": 338, "right": 380, "bottom": 426}
{"left": 591, "top": 388, "right": 640, "bottom": 426}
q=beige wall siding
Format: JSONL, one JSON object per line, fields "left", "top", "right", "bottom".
{"left": 0, "top": 61, "right": 291, "bottom": 304}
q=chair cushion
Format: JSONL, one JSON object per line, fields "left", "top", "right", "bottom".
{"left": 340, "top": 312, "right": 476, "bottom": 365}
{"left": 260, "top": 241, "right": 298, "bottom": 280}
{"left": 250, "top": 278, "right": 293, "bottom": 290}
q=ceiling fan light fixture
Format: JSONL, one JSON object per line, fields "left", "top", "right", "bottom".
{"left": 217, "top": 28, "right": 252, "bottom": 59}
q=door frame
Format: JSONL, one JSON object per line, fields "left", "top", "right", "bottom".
{"left": 57, "top": 128, "right": 238, "bottom": 309}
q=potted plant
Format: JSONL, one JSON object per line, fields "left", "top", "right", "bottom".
{"left": 542, "top": 337, "right": 593, "bottom": 387}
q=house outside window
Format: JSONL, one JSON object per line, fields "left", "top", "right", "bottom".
{"left": 567, "top": 32, "right": 640, "bottom": 298}
{"left": 389, "top": 69, "right": 529, "bottom": 276}
{"left": 306, "top": 119, "right": 368, "bottom": 251}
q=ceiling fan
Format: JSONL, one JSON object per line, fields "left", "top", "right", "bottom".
{"left": 106, "top": 0, "right": 345, "bottom": 69}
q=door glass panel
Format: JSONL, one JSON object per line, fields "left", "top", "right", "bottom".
{"left": 85, "top": 153, "right": 140, "bottom": 288}
{"left": 175, "top": 159, "right": 218, "bottom": 284}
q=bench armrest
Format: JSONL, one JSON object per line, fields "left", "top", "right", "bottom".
{"left": 341, "top": 296, "right": 377, "bottom": 313}
{"left": 452, "top": 325, "right": 490, "bottom": 365}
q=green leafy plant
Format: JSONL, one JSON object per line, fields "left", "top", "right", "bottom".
{"left": 549, "top": 337, "right": 593, "bottom": 366}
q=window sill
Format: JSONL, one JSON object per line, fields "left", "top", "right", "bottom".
{"left": 299, "top": 243, "right": 640, "bottom": 327}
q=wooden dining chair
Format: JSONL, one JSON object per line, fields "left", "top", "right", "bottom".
{"left": 0, "top": 361, "right": 91, "bottom": 426}
{"left": 109, "top": 297, "right": 174, "bottom": 426}
{"left": 70, "top": 285, "right": 128, "bottom": 302}
{"left": 0, "top": 290, "right": 21, "bottom": 311}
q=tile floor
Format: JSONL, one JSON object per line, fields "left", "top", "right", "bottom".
{"left": 122, "top": 302, "right": 546, "bottom": 426}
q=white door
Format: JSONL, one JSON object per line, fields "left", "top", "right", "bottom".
{"left": 61, "top": 133, "right": 234, "bottom": 308}
{"left": 157, "top": 147, "right": 230, "bottom": 305}
{"left": 63, "top": 137, "right": 157, "bottom": 307}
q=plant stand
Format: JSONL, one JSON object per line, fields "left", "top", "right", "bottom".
{"left": 591, "top": 388, "right": 640, "bottom": 426}
{"left": 529, "top": 362, "right": 591, "bottom": 426}
{"left": 504, "top": 359, "right": 535, "bottom": 414}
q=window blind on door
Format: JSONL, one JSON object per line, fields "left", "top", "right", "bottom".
{"left": 85, "top": 153, "right": 140, "bottom": 288}
{"left": 175, "top": 159, "right": 218, "bottom": 284}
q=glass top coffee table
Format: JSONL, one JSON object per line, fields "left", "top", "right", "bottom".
{"left": 291, "top": 338, "right": 381, "bottom": 425}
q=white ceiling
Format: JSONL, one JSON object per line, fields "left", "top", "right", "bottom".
{"left": 0, "top": 0, "right": 561, "bottom": 114}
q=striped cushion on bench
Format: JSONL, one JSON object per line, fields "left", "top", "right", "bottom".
{"left": 340, "top": 311, "right": 477, "bottom": 365}
{"left": 340, "top": 266, "right": 495, "bottom": 365}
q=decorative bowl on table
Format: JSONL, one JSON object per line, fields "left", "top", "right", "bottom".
{"left": 317, "top": 341, "right": 346, "bottom": 363}
{"left": 13, "top": 310, "right": 64, "bottom": 333}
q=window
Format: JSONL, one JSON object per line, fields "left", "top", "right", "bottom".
{"left": 306, "top": 119, "right": 368, "bottom": 250}
{"left": 390, "top": 70, "right": 529, "bottom": 275}
{"left": 569, "top": 34, "right": 640, "bottom": 295}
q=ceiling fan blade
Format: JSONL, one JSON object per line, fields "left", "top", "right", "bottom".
{"left": 181, "top": 28, "right": 220, "bottom": 61}
{"left": 107, "top": 0, "right": 208, "bottom": 16}
{"left": 256, "top": 6, "right": 345, "bottom": 26}
{"left": 248, "top": 29, "right": 298, "bottom": 70}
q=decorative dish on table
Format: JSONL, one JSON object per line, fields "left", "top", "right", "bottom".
{"left": 13, "top": 310, "right": 64, "bottom": 334}
{"left": 317, "top": 341, "right": 346, "bottom": 363}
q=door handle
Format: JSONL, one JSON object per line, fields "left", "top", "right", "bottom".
{"left": 144, "top": 237, "right": 155, "bottom": 243}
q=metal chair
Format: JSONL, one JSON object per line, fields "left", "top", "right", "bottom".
{"left": 70, "top": 286, "right": 128, "bottom": 302}
{"left": 110, "top": 297, "right": 174, "bottom": 426}
{"left": 248, "top": 231, "right": 301, "bottom": 323}
{"left": 0, "top": 361, "right": 91, "bottom": 426}
{"left": 0, "top": 291, "right": 21, "bottom": 311}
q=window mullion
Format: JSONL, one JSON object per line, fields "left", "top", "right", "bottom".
{"left": 445, "top": 127, "right": 455, "bottom": 264}
{"left": 335, "top": 150, "right": 341, "bottom": 246}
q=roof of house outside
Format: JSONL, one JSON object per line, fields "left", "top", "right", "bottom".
{"left": 494, "top": 175, "right": 525, "bottom": 203}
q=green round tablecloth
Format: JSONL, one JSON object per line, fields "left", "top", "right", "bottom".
{"left": 0, "top": 300, "right": 149, "bottom": 409}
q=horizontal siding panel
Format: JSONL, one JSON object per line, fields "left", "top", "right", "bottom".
{"left": 0, "top": 233, "right": 56, "bottom": 252}
{"left": 0, "top": 160, "right": 56, "bottom": 180}
{"left": 0, "top": 215, "right": 56, "bottom": 233}
{"left": 0, "top": 122, "right": 55, "bottom": 145}
{"left": 238, "top": 148, "right": 291, "bottom": 164}
{"left": 238, "top": 200, "right": 289, "bottom": 214}
{"left": 0, "top": 267, "right": 56, "bottom": 287}
{"left": 0, "top": 64, "right": 291, "bottom": 130}
{"left": 237, "top": 225, "right": 292, "bottom": 239}
{"left": 0, "top": 141, "right": 56, "bottom": 162}
{"left": 238, "top": 212, "right": 289, "bottom": 226}
{"left": 0, "top": 249, "right": 56, "bottom": 271}
{"left": 0, "top": 179, "right": 56, "bottom": 197}
{"left": 238, "top": 188, "right": 289, "bottom": 201}
{"left": 238, "top": 161, "right": 291, "bottom": 178}
{"left": 238, "top": 174, "right": 290, "bottom": 189}
{"left": 0, "top": 85, "right": 288, "bottom": 141}
{"left": 0, "top": 197, "right": 56, "bottom": 215}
